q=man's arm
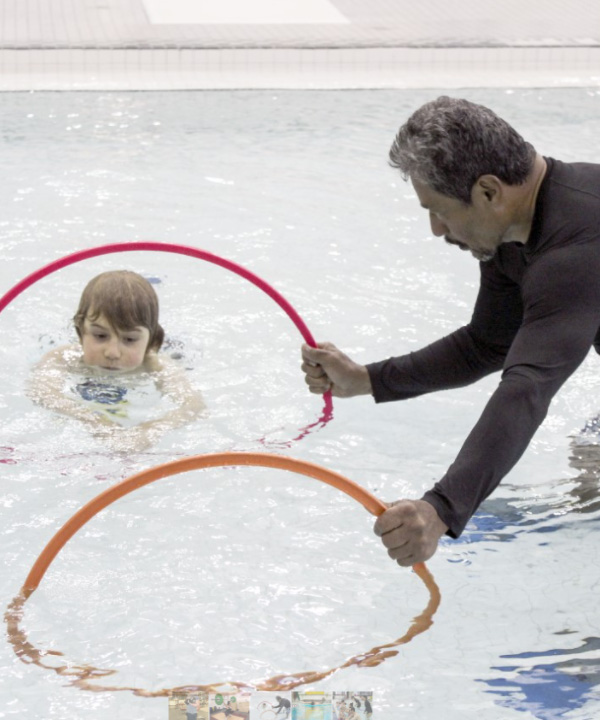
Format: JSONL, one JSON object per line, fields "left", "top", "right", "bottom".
{"left": 367, "top": 258, "right": 523, "bottom": 401}
{"left": 301, "top": 260, "right": 524, "bottom": 561}
{"left": 302, "top": 260, "right": 522, "bottom": 401}
{"left": 303, "top": 247, "right": 600, "bottom": 560}
{"left": 377, "top": 245, "right": 600, "bottom": 550}
{"left": 423, "top": 243, "right": 600, "bottom": 537}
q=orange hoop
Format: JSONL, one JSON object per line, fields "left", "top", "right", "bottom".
{"left": 22, "top": 451, "right": 388, "bottom": 595}
{"left": 9, "top": 452, "right": 439, "bottom": 695}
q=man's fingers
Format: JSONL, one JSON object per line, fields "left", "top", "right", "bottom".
{"left": 302, "top": 366, "right": 332, "bottom": 394}
{"left": 379, "top": 534, "right": 414, "bottom": 566}
{"left": 373, "top": 499, "right": 447, "bottom": 566}
{"left": 301, "top": 360, "right": 327, "bottom": 378}
{"left": 373, "top": 501, "right": 415, "bottom": 537}
{"left": 301, "top": 343, "right": 335, "bottom": 394}
{"left": 306, "top": 381, "right": 332, "bottom": 395}
{"left": 301, "top": 342, "right": 337, "bottom": 366}
{"left": 377, "top": 526, "right": 406, "bottom": 549}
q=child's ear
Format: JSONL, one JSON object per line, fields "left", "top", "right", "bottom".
{"left": 154, "top": 324, "right": 165, "bottom": 351}
{"left": 148, "top": 334, "right": 162, "bottom": 352}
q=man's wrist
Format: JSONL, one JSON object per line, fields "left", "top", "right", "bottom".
{"left": 358, "top": 365, "right": 374, "bottom": 396}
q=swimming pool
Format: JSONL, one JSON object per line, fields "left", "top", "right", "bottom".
{"left": 1, "top": 88, "right": 600, "bottom": 719}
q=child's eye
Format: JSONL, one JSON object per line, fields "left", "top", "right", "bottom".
{"left": 93, "top": 333, "right": 107, "bottom": 340}
{"left": 124, "top": 337, "right": 139, "bottom": 344}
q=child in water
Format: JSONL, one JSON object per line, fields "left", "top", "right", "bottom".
{"left": 28, "top": 270, "right": 204, "bottom": 452}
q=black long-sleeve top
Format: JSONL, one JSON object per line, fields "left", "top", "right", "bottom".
{"left": 366, "top": 158, "right": 600, "bottom": 538}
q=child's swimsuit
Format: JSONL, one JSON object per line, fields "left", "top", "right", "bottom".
{"left": 75, "top": 379, "right": 129, "bottom": 419}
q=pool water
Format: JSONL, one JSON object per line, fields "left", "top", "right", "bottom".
{"left": 1, "top": 88, "right": 600, "bottom": 719}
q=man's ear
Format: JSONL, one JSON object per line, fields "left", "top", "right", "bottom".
{"left": 473, "top": 174, "right": 503, "bottom": 203}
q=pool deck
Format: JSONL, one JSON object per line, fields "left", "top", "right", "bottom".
{"left": 1, "top": 0, "right": 599, "bottom": 89}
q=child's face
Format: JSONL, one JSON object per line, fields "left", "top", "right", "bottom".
{"left": 80, "top": 313, "right": 151, "bottom": 372}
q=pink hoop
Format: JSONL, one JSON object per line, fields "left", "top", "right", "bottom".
{"left": 0, "top": 241, "right": 333, "bottom": 418}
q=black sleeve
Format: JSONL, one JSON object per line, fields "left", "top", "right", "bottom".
{"left": 366, "top": 259, "right": 523, "bottom": 400}
{"left": 423, "top": 244, "right": 600, "bottom": 537}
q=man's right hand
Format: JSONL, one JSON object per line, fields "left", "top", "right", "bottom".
{"left": 301, "top": 342, "right": 372, "bottom": 398}
{"left": 374, "top": 499, "right": 448, "bottom": 566}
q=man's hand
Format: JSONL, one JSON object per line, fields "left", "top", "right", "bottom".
{"left": 301, "top": 342, "right": 372, "bottom": 398}
{"left": 374, "top": 500, "right": 448, "bottom": 566}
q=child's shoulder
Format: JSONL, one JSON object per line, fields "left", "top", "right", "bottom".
{"left": 142, "top": 350, "right": 165, "bottom": 373}
{"left": 37, "top": 343, "right": 82, "bottom": 369}
{"left": 143, "top": 351, "right": 189, "bottom": 374}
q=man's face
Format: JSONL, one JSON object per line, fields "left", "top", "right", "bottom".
{"left": 412, "top": 177, "right": 504, "bottom": 262}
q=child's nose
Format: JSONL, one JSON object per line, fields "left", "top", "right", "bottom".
{"left": 104, "top": 339, "right": 121, "bottom": 358}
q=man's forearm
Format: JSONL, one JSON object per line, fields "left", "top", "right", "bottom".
{"left": 367, "top": 325, "right": 506, "bottom": 403}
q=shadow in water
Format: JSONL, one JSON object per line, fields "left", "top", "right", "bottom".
{"left": 470, "top": 428, "right": 600, "bottom": 717}
{"left": 480, "top": 637, "right": 600, "bottom": 720}
{"left": 456, "top": 436, "right": 600, "bottom": 545}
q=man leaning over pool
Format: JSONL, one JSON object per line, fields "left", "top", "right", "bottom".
{"left": 301, "top": 96, "right": 600, "bottom": 566}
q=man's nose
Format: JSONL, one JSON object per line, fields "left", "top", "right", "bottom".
{"left": 429, "top": 212, "right": 447, "bottom": 237}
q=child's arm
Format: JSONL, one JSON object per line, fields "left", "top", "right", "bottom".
{"left": 30, "top": 348, "right": 204, "bottom": 453}
{"left": 28, "top": 345, "right": 115, "bottom": 430}
{"left": 111, "top": 355, "right": 205, "bottom": 451}
{"left": 154, "top": 354, "right": 206, "bottom": 425}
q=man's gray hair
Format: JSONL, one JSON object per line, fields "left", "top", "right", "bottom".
{"left": 389, "top": 96, "right": 536, "bottom": 203}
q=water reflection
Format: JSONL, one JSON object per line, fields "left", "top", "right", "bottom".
{"left": 4, "top": 563, "right": 440, "bottom": 696}
{"left": 470, "top": 430, "right": 600, "bottom": 717}
{"left": 481, "top": 637, "right": 600, "bottom": 719}
{"left": 458, "top": 434, "right": 600, "bottom": 545}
